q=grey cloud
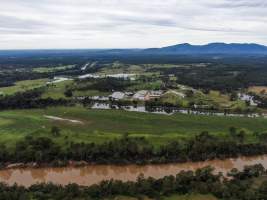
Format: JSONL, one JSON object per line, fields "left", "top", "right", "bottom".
{"left": 207, "top": 0, "right": 267, "bottom": 8}
{"left": 0, "top": 0, "right": 266, "bottom": 49}
{"left": 0, "top": 15, "right": 47, "bottom": 30}
{"left": 106, "top": 14, "right": 176, "bottom": 28}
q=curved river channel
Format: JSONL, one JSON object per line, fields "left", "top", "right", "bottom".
{"left": 1, "top": 155, "right": 267, "bottom": 187}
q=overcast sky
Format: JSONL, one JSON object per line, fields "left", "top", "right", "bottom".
{"left": 0, "top": 0, "right": 267, "bottom": 49}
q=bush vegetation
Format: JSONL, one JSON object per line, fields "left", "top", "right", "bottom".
{"left": 1, "top": 132, "right": 267, "bottom": 165}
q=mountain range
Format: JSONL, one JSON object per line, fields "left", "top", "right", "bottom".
{"left": 1, "top": 43, "right": 267, "bottom": 56}
{"left": 143, "top": 43, "right": 267, "bottom": 55}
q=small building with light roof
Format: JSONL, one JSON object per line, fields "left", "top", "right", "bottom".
{"left": 133, "top": 90, "right": 150, "bottom": 101}
{"left": 110, "top": 92, "right": 125, "bottom": 100}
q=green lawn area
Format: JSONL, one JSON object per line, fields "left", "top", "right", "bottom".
{"left": 127, "top": 80, "right": 163, "bottom": 90}
{"left": 41, "top": 80, "right": 73, "bottom": 99}
{"left": 0, "top": 79, "right": 48, "bottom": 95}
{"left": 99, "top": 64, "right": 145, "bottom": 75}
{"left": 105, "top": 194, "right": 217, "bottom": 200}
{"left": 72, "top": 90, "right": 111, "bottom": 97}
{"left": 160, "top": 92, "right": 188, "bottom": 107}
{"left": 208, "top": 91, "right": 251, "bottom": 110}
{"left": 0, "top": 78, "right": 108, "bottom": 99}
{"left": 105, "top": 196, "right": 144, "bottom": 200}
{"left": 162, "top": 194, "right": 217, "bottom": 200}
{"left": 188, "top": 90, "right": 251, "bottom": 111}
{"left": 33, "top": 65, "right": 75, "bottom": 73}
{"left": 1, "top": 106, "right": 267, "bottom": 149}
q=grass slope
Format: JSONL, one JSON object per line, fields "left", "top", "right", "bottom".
{"left": 33, "top": 65, "right": 75, "bottom": 73}
{"left": 1, "top": 106, "right": 267, "bottom": 149}
{"left": 162, "top": 194, "right": 217, "bottom": 200}
{"left": 105, "top": 194, "right": 217, "bottom": 200}
{"left": 0, "top": 79, "right": 48, "bottom": 95}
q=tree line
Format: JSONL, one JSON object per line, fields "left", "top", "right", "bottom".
{"left": 1, "top": 132, "right": 267, "bottom": 165}
{"left": 0, "top": 89, "right": 73, "bottom": 110}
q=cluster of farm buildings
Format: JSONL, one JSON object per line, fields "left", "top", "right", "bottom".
{"left": 111, "top": 90, "right": 163, "bottom": 101}
{"left": 87, "top": 90, "right": 186, "bottom": 102}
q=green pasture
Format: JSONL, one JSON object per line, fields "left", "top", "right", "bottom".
{"left": 105, "top": 194, "right": 217, "bottom": 200}
{"left": 162, "top": 194, "right": 217, "bottom": 200}
{"left": 0, "top": 79, "right": 48, "bottom": 95}
{"left": 33, "top": 65, "right": 75, "bottom": 73}
{"left": 0, "top": 106, "right": 267, "bottom": 149}
{"left": 41, "top": 80, "right": 73, "bottom": 99}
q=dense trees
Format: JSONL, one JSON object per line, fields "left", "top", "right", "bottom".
{"left": 64, "top": 89, "right": 73, "bottom": 97}
{"left": 0, "top": 89, "right": 72, "bottom": 110}
{"left": 254, "top": 94, "right": 267, "bottom": 109}
{"left": 51, "top": 126, "right": 61, "bottom": 137}
{"left": 14, "top": 136, "right": 61, "bottom": 163}
{"left": 1, "top": 132, "right": 267, "bottom": 165}
{"left": 73, "top": 77, "right": 133, "bottom": 92}
{"left": 152, "top": 62, "right": 267, "bottom": 92}
{"left": 2, "top": 52, "right": 267, "bottom": 93}
{"left": 0, "top": 164, "right": 267, "bottom": 199}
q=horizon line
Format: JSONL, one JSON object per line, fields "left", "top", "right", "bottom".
{"left": 0, "top": 42, "right": 266, "bottom": 51}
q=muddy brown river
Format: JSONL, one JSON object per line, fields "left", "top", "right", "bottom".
{"left": 1, "top": 155, "right": 267, "bottom": 187}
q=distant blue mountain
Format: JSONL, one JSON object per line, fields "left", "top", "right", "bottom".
{"left": 1, "top": 43, "right": 267, "bottom": 56}
{"left": 144, "top": 43, "right": 267, "bottom": 54}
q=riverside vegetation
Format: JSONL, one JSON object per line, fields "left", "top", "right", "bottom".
{"left": 1, "top": 132, "right": 267, "bottom": 166}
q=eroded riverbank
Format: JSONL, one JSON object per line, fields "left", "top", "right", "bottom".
{"left": 1, "top": 155, "right": 267, "bottom": 187}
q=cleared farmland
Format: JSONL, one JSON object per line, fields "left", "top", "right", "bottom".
{"left": 1, "top": 106, "right": 267, "bottom": 149}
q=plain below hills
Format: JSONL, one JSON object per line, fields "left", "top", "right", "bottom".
{"left": 1, "top": 106, "right": 267, "bottom": 149}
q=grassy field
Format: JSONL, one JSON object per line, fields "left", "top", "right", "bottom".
{"left": 41, "top": 80, "right": 73, "bottom": 99}
{"left": 72, "top": 90, "right": 111, "bottom": 97}
{"left": 1, "top": 106, "right": 267, "bottom": 149}
{"left": 105, "top": 194, "right": 217, "bottom": 200}
{"left": 160, "top": 89, "right": 250, "bottom": 112}
{"left": 127, "top": 80, "right": 163, "bottom": 90}
{"left": 0, "top": 79, "right": 48, "bottom": 95}
{"left": 162, "top": 194, "right": 217, "bottom": 200}
{"left": 194, "top": 90, "right": 248, "bottom": 110}
{"left": 33, "top": 65, "right": 75, "bottom": 73}
{"left": 99, "top": 64, "right": 145, "bottom": 75}
{"left": 41, "top": 79, "right": 109, "bottom": 99}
